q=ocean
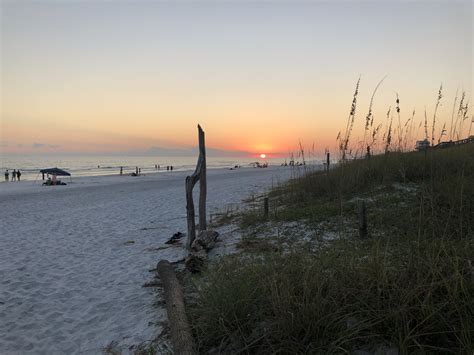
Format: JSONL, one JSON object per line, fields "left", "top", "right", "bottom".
{"left": 0, "top": 154, "right": 319, "bottom": 181}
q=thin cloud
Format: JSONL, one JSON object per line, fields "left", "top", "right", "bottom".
{"left": 31, "top": 143, "right": 60, "bottom": 149}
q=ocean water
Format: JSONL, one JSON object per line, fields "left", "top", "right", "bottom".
{"left": 0, "top": 154, "right": 310, "bottom": 181}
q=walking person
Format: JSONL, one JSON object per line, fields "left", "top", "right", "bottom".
{"left": 12, "top": 169, "right": 16, "bottom": 182}
{"left": 4, "top": 170, "right": 9, "bottom": 182}
{"left": 16, "top": 170, "right": 21, "bottom": 182}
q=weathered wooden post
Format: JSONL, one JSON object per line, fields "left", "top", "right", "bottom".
{"left": 184, "top": 125, "right": 219, "bottom": 272}
{"left": 326, "top": 152, "right": 330, "bottom": 173}
{"left": 263, "top": 197, "right": 269, "bottom": 220}
{"left": 358, "top": 200, "right": 368, "bottom": 238}
{"left": 198, "top": 127, "right": 207, "bottom": 231}
{"left": 186, "top": 125, "right": 207, "bottom": 249}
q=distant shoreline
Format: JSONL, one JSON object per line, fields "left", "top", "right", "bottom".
{"left": 0, "top": 154, "right": 323, "bottom": 182}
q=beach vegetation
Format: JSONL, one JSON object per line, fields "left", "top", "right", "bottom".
{"left": 185, "top": 80, "right": 473, "bottom": 353}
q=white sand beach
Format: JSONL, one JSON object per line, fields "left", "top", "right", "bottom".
{"left": 0, "top": 166, "right": 294, "bottom": 354}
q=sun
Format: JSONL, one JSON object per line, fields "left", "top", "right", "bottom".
{"left": 260, "top": 153, "right": 267, "bottom": 159}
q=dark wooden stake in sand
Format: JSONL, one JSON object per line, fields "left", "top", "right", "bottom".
{"left": 326, "top": 152, "right": 330, "bottom": 173}
{"left": 358, "top": 200, "right": 368, "bottom": 238}
{"left": 263, "top": 197, "right": 269, "bottom": 220}
{"left": 157, "top": 260, "right": 195, "bottom": 354}
{"left": 185, "top": 124, "right": 207, "bottom": 249}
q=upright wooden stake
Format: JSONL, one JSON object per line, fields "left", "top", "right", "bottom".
{"left": 358, "top": 200, "right": 368, "bottom": 238}
{"left": 186, "top": 125, "right": 207, "bottom": 249}
{"left": 198, "top": 126, "right": 207, "bottom": 231}
{"left": 263, "top": 197, "right": 269, "bottom": 220}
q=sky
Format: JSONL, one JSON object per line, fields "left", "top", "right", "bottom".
{"left": 1, "top": 0, "right": 472, "bottom": 157}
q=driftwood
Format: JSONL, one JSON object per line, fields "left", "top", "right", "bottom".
{"left": 185, "top": 230, "right": 219, "bottom": 273}
{"left": 157, "top": 260, "right": 195, "bottom": 354}
{"left": 198, "top": 127, "right": 207, "bottom": 232}
{"left": 191, "top": 230, "right": 219, "bottom": 251}
{"left": 184, "top": 125, "right": 218, "bottom": 273}
{"left": 186, "top": 125, "right": 207, "bottom": 249}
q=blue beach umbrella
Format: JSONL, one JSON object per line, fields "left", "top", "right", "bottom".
{"left": 39, "top": 168, "right": 71, "bottom": 176}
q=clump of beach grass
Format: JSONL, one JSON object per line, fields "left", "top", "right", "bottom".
{"left": 339, "top": 77, "right": 360, "bottom": 161}
{"left": 189, "top": 235, "right": 473, "bottom": 354}
{"left": 431, "top": 84, "right": 443, "bottom": 147}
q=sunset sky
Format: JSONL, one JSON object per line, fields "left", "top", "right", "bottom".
{"left": 1, "top": 0, "right": 472, "bottom": 156}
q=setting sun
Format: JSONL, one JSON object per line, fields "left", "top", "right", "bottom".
{"left": 260, "top": 154, "right": 266, "bottom": 159}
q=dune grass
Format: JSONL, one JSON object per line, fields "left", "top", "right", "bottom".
{"left": 243, "top": 142, "right": 473, "bottom": 239}
{"left": 190, "top": 238, "right": 473, "bottom": 354}
{"left": 187, "top": 143, "right": 473, "bottom": 354}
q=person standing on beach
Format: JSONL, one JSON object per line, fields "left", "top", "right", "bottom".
{"left": 12, "top": 169, "right": 16, "bottom": 182}
{"left": 120, "top": 167, "right": 123, "bottom": 176}
{"left": 16, "top": 170, "right": 21, "bottom": 181}
{"left": 135, "top": 167, "right": 138, "bottom": 175}
{"left": 4, "top": 170, "right": 9, "bottom": 182}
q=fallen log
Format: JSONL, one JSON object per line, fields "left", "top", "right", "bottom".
{"left": 157, "top": 260, "right": 195, "bottom": 355}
